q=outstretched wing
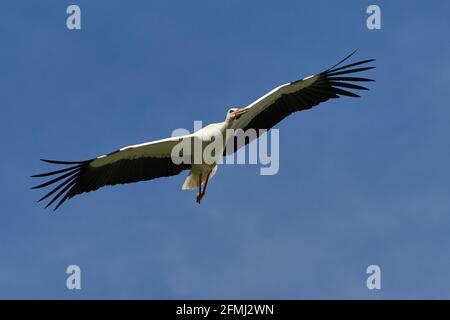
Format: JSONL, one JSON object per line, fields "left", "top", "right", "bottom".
{"left": 225, "top": 51, "right": 375, "bottom": 154}
{"left": 32, "top": 135, "right": 192, "bottom": 210}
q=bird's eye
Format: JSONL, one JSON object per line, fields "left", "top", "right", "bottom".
{"left": 229, "top": 110, "right": 234, "bottom": 113}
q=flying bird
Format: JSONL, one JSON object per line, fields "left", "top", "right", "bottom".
{"left": 32, "top": 51, "right": 375, "bottom": 210}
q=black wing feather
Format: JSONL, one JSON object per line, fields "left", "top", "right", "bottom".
{"left": 32, "top": 157, "right": 191, "bottom": 210}
{"left": 225, "top": 52, "right": 375, "bottom": 154}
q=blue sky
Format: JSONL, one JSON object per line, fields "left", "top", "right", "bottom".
{"left": 0, "top": 0, "right": 449, "bottom": 299}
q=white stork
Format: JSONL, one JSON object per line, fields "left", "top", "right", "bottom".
{"left": 32, "top": 51, "right": 375, "bottom": 210}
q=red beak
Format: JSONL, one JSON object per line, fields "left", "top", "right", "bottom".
{"left": 232, "top": 108, "right": 249, "bottom": 120}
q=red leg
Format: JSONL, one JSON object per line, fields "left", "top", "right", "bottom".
{"left": 196, "top": 174, "right": 202, "bottom": 204}
{"left": 202, "top": 172, "right": 211, "bottom": 195}
{"left": 197, "top": 171, "right": 211, "bottom": 203}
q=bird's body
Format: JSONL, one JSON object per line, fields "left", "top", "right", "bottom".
{"left": 32, "top": 51, "right": 375, "bottom": 210}
{"left": 181, "top": 122, "right": 225, "bottom": 192}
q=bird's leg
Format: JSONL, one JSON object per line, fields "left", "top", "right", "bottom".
{"left": 196, "top": 174, "right": 203, "bottom": 204}
{"left": 202, "top": 171, "right": 211, "bottom": 196}
{"left": 197, "top": 171, "right": 211, "bottom": 203}
{"left": 196, "top": 172, "right": 212, "bottom": 204}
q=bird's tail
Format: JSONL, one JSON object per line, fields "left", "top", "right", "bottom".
{"left": 182, "top": 174, "right": 199, "bottom": 190}
{"left": 182, "top": 166, "right": 217, "bottom": 190}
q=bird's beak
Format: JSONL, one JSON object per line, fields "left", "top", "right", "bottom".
{"left": 232, "top": 108, "right": 249, "bottom": 120}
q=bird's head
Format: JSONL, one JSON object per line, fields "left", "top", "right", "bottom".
{"left": 225, "top": 107, "right": 249, "bottom": 124}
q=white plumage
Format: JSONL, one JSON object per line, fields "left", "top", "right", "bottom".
{"left": 32, "top": 51, "right": 375, "bottom": 209}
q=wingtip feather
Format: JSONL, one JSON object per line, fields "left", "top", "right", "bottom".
{"left": 327, "top": 50, "right": 359, "bottom": 71}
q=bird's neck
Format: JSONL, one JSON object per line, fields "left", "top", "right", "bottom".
{"left": 224, "top": 118, "right": 234, "bottom": 130}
